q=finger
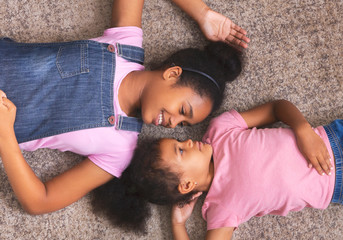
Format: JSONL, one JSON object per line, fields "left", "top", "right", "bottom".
{"left": 309, "top": 157, "right": 324, "bottom": 176}
{"left": 2, "top": 97, "right": 16, "bottom": 111}
{"left": 232, "top": 23, "right": 248, "bottom": 35}
{"left": 317, "top": 155, "right": 331, "bottom": 175}
{"left": 0, "top": 90, "right": 7, "bottom": 98}
{"left": 188, "top": 197, "right": 199, "bottom": 208}
{"left": 226, "top": 35, "right": 246, "bottom": 49}
{"left": 192, "top": 191, "right": 203, "bottom": 200}
{"left": 0, "top": 90, "right": 6, "bottom": 104}
{"left": 231, "top": 27, "right": 251, "bottom": 44}
{"left": 324, "top": 150, "right": 334, "bottom": 171}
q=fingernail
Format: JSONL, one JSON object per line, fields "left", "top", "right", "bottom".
{"left": 329, "top": 172, "right": 332, "bottom": 176}
{"left": 331, "top": 166, "right": 334, "bottom": 170}
{"left": 321, "top": 172, "right": 325, "bottom": 176}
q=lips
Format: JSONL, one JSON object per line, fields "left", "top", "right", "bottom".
{"left": 155, "top": 111, "right": 164, "bottom": 126}
{"left": 195, "top": 141, "right": 203, "bottom": 151}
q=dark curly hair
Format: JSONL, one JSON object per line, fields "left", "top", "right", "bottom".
{"left": 156, "top": 41, "right": 242, "bottom": 113}
{"left": 91, "top": 42, "right": 241, "bottom": 231}
{"left": 91, "top": 139, "right": 196, "bottom": 232}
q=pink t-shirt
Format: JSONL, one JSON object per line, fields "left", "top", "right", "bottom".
{"left": 202, "top": 110, "right": 335, "bottom": 230}
{"left": 19, "top": 27, "right": 145, "bottom": 177}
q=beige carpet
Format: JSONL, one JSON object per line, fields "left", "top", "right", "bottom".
{"left": 0, "top": 0, "right": 343, "bottom": 239}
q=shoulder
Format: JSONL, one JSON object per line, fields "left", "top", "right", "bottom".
{"left": 203, "top": 110, "right": 247, "bottom": 143}
{"left": 210, "top": 110, "right": 246, "bottom": 127}
{"left": 91, "top": 27, "right": 143, "bottom": 48}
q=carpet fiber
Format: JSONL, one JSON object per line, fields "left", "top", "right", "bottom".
{"left": 0, "top": 0, "right": 342, "bottom": 239}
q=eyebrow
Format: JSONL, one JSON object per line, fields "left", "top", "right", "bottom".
{"left": 187, "top": 101, "right": 193, "bottom": 118}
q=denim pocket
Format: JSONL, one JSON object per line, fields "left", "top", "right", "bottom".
{"left": 56, "top": 44, "right": 89, "bottom": 78}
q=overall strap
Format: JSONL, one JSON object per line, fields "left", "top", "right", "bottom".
{"left": 111, "top": 42, "right": 144, "bottom": 132}
{"left": 115, "top": 43, "right": 144, "bottom": 65}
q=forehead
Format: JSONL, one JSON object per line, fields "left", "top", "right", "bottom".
{"left": 160, "top": 138, "right": 177, "bottom": 157}
{"left": 174, "top": 87, "right": 213, "bottom": 124}
{"left": 160, "top": 139, "right": 180, "bottom": 166}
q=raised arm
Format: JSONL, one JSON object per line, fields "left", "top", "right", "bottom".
{"left": 111, "top": 0, "right": 144, "bottom": 27}
{"left": 240, "top": 100, "right": 333, "bottom": 175}
{"left": 171, "top": 192, "right": 234, "bottom": 240}
{"left": 172, "top": 0, "right": 250, "bottom": 49}
{"left": 0, "top": 96, "right": 113, "bottom": 214}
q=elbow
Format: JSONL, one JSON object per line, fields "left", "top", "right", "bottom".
{"left": 21, "top": 201, "right": 50, "bottom": 215}
{"left": 22, "top": 205, "right": 45, "bottom": 215}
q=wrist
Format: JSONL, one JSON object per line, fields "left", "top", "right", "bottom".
{"left": 293, "top": 121, "right": 312, "bottom": 136}
{"left": 172, "top": 219, "right": 187, "bottom": 227}
{"left": 0, "top": 129, "right": 18, "bottom": 155}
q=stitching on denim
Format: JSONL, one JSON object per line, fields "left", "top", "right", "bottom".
{"left": 332, "top": 127, "right": 342, "bottom": 201}
{"left": 116, "top": 115, "right": 123, "bottom": 130}
{"left": 80, "top": 44, "right": 89, "bottom": 73}
{"left": 100, "top": 44, "right": 105, "bottom": 124}
{"left": 332, "top": 124, "right": 343, "bottom": 202}
{"left": 327, "top": 126, "right": 341, "bottom": 201}
{"left": 326, "top": 124, "right": 343, "bottom": 203}
{"left": 116, "top": 43, "right": 123, "bottom": 57}
{"left": 18, "top": 122, "right": 110, "bottom": 143}
{"left": 56, "top": 44, "right": 90, "bottom": 78}
{"left": 115, "top": 43, "right": 144, "bottom": 64}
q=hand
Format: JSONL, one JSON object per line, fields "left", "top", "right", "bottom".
{"left": 295, "top": 124, "right": 333, "bottom": 176}
{"left": 171, "top": 192, "right": 202, "bottom": 226}
{"left": 199, "top": 9, "right": 250, "bottom": 49}
{"left": 0, "top": 90, "right": 17, "bottom": 140}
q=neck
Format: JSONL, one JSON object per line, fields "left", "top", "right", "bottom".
{"left": 118, "top": 71, "right": 147, "bottom": 117}
{"left": 198, "top": 160, "right": 214, "bottom": 192}
{"left": 205, "top": 160, "right": 215, "bottom": 191}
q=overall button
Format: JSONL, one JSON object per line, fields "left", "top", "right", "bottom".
{"left": 108, "top": 116, "right": 115, "bottom": 125}
{"left": 107, "top": 44, "right": 115, "bottom": 53}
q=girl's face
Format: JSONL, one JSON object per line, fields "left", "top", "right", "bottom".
{"left": 160, "top": 138, "right": 213, "bottom": 186}
{"left": 140, "top": 72, "right": 213, "bottom": 128}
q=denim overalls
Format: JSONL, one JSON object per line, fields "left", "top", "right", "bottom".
{"left": 0, "top": 38, "right": 143, "bottom": 143}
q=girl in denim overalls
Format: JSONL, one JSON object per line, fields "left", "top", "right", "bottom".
{"left": 0, "top": 0, "right": 249, "bottom": 215}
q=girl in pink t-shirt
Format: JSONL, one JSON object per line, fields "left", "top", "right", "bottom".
{"left": 0, "top": 0, "right": 249, "bottom": 216}
{"left": 114, "top": 99, "right": 341, "bottom": 237}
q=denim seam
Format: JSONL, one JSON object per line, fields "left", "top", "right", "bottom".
{"left": 19, "top": 123, "right": 109, "bottom": 143}
{"left": 326, "top": 124, "right": 343, "bottom": 203}
{"left": 56, "top": 44, "right": 90, "bottom": 78}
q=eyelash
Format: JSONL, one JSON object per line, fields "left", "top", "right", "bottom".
{"left": 181, "top": 107, "right": 185, "bottom": 115}
{"left": 179, "top": 107, "right": 185, "bottom": 127}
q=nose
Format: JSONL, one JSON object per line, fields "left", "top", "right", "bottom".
{"left": 169, "top": 115, "right": 184, "bottom": 128}
{"left": 183, "top": 139, "right": 193, "bottom": 148}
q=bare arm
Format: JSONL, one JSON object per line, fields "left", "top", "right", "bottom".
{"left": 240, "top": 99, "right": 333, "bottom": 175}
{"left": 206, "top": 227, "right": 234, "bottom": 240}
{"left": 173, "top": 223, "right": 233, "bottom": 240}
{"left": 111, "top": 0, "right": 144, "bottom": 27}
{"left": 0, "top": 96, "right": 113, "bottom": 214}
{"left": 171, "top": 192, "right": 234, "bottom": 240}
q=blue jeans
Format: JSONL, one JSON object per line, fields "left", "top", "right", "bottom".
{"left": 324, "top": 120, "right": 343, "bottom": 203}
{"left": 0, "top": 38, "right": 144, "bottom": 143}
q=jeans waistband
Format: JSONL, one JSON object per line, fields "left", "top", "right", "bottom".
{"left": 324, "top": 123, "right": 343, "bottom": 203}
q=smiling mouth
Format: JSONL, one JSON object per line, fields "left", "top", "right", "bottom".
{"left": 155, "top": 111, "right": 164, "bottom": 126}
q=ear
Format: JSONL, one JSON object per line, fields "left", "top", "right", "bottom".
{"left": 178, "top": 179, "right": 197, "bottom": 195}
{"left": 162, "top": 66, "right": 182, "bottom": 82}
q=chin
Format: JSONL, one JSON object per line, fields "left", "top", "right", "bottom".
{"left": 139, "top": 111, "right": 149, "bottom": 124}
